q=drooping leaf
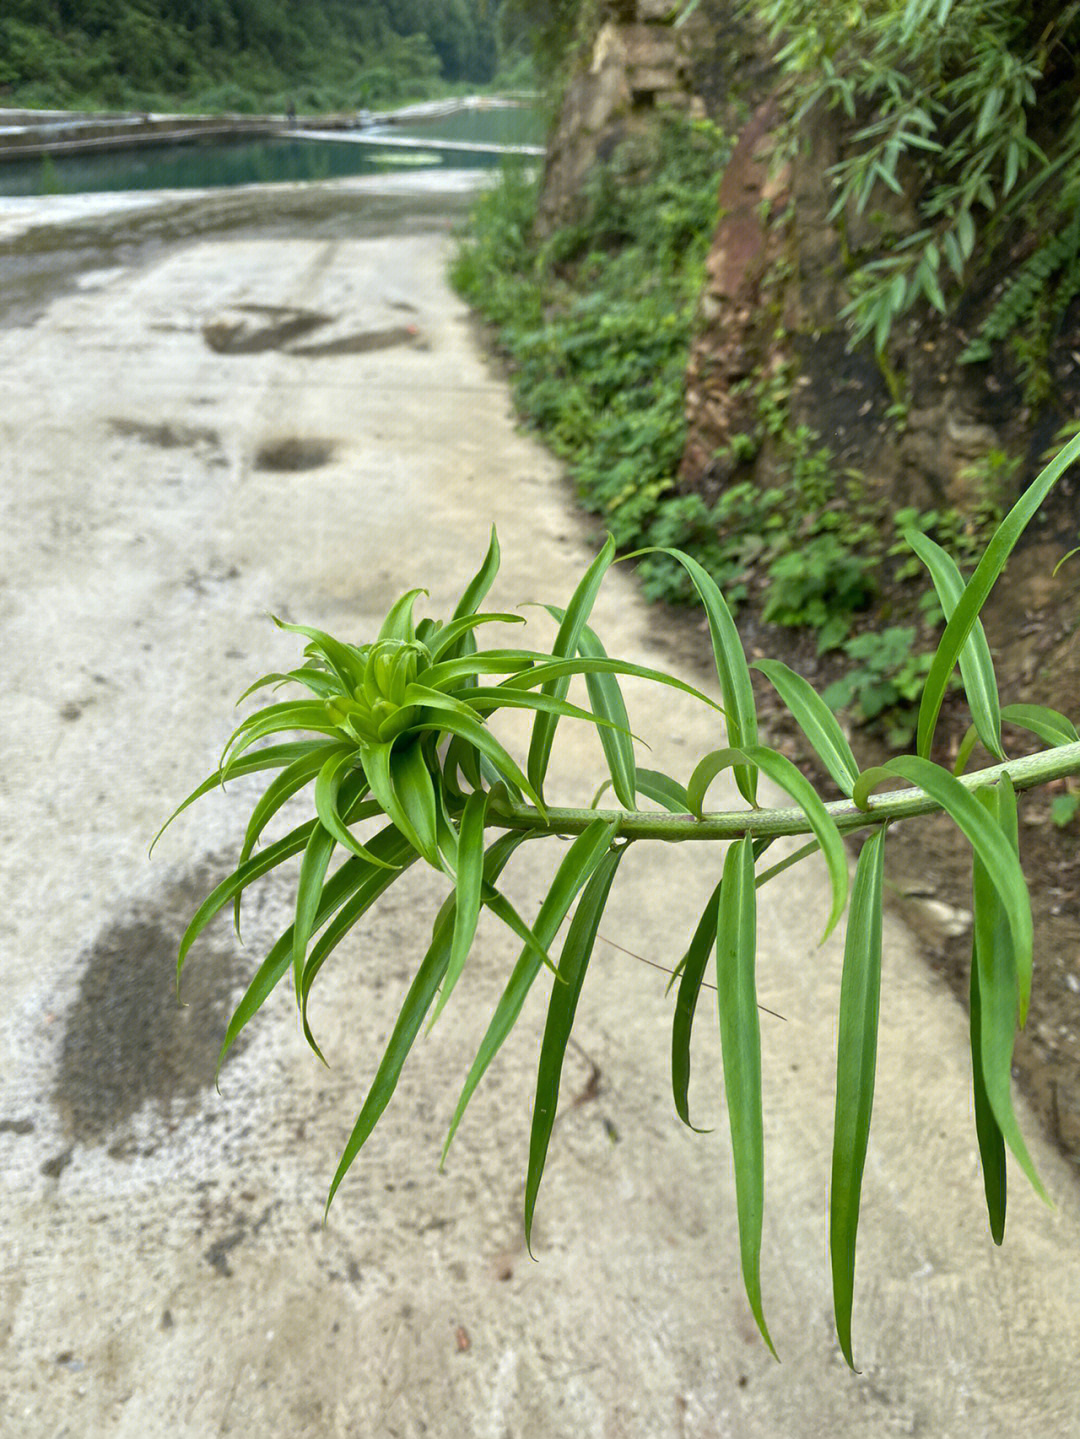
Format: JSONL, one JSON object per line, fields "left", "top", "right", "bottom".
{"left": 527, "top": 535, "right": 616, "bottom": 801}
{"left": 686, "top": 748, "right": 746, "bottom": 819}
{"left": 753, "top": 659, "right": 859, "bottom": 796}
{"left": 314, "top": 747, "right": 398, "bottom": 869}
{"left": 904, "top": 529, "right": 1003, "bottom": 760}
{"left": 149, "top": 740, "right": 327, "bottom": 854}
{"left": 525, "top": 844, "right": 625, "bottom": 1251}
{"left": 270, "top": 616, "right": 367, "bottom": 691}
{"left": 215, "top": 823, "right": 417, "bottom": 1077}
{"left": 325, "top": 831, "right": 530, "bottom": 1213}
{"left": 970, "top": 918, "right": 1007, "bottom": 1245}
{"left": 970, "top": 780, "right": 1048, "bottom": 1203}
{"left": 830, "top": 827, "right": 886, "bottom": 1370}
{"left": 625, "top": 545, "right": 758, "bottom": 805}
{"left": 293, "top": 820, "right": 338, "bottom": 1000}
{"left": 716, "top": 835, "right": 776, "bottom": 1358}
{"left": 427, "top": 790, "right": 489, "bottom": 1029}
{"left": 916, "top": 430, "right": 1080, "bottom": 757}
{"left": 672, "top": 880, "right": 723, "bottom": 1130}
{"left": 635, "top": 768, "right": 692, "bottom": 813}
{"left": 872, "top": 756, "right": 1033, "bottom": 1022}
{"left": 440, "top": 819, "right": 618, "bottom": 1167}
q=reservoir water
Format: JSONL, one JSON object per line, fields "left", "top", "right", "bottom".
{"left": 0, "top": 104, "right": 543, "bottom": 197}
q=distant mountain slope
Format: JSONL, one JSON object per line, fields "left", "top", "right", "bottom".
{"left": 0, "top": 0, "right": 505, "bottom": 110}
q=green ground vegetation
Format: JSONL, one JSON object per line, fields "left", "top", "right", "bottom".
{"left": 453, "top": 116, "right": 998, "bottom": 741}
{"left": 0, "top": 0, "right": 531, "bottom": 112}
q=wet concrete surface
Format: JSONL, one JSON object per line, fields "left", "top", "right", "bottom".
{"left": 4, "top": 175, "right": 1080, "bottom": 1436}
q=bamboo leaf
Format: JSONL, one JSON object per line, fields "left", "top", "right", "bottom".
{"left": 970, "top": 781, "right": 1048, "bottom": 1204}
{"left": 830, "top": 828, "right": 886, "bottom": 1370}
{"left": 440, "top": 820, "right": 618, "bottom": 1167}
{"left": 716, "top": 836, "right": 776, "bottom": 1358}
{"left": 527, "top": 535, "right": 616, "bottom": 801}
{"left": 625, "top": 545, "right": 758, "bottom": 805}
{"left": 753, "top": 659, "right": 859, "bottom": 796}
{"left": 672, "top": 880, "right": 723, "bottom": 1130}
{"left": 325, "top": 832, "right": 530, "bottom": 1213}
{"left": 916, "top": 430, "right": 1080, "bottom": 757}
{"left": 525, "top": 844, "right": 625, "bottom": 1252}
{"left": 904, "top": 529, "right": 1003, "bottom": 759}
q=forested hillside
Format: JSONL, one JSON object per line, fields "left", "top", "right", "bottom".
{"left": 0, "top": 0, "right": 523, "bottom": 111}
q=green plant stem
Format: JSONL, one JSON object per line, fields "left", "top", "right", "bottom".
{"left": 487, "top": 741, "right": 1080, "bottom": 842}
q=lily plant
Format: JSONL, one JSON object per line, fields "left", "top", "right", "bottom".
{"left": 158, "top": 430, "right": 1080, "bottom": 1368}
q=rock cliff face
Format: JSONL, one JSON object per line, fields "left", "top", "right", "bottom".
{"left": 535, "top": 1, "right": 706, "bottom": 236}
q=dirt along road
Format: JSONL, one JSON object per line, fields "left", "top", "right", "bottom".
{"left": 3, "top": 175, "right": 1080, "bottom": 1437}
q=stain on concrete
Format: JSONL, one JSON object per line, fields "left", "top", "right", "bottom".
{"left": 109, "top": 417, "right": 221, "bottom": 450}
{"left": 0, "top": 1117, "right": 35, "bottom": 1135}
{"left": 53, "top": 867, "right": 250, "bottom": 1147}
{"left": 254, "top": 436, "right": 335, "bottom": 472}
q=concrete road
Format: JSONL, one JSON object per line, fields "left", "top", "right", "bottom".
{"left": 2, "top": 179, "right": 1080, "bottom": 1437}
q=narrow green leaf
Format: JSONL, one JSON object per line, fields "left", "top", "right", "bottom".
{"left": 441, "top": 819, "right": 618, "bottom": 1167}
{"left": 625, "top": 545, "right": 758, "bottom": 805}
{"left": 270, "top": 617, "right": 366, "bottom": 691}
{"left": 402, "top": 705, "right": 547, "bottom": 818}
{"left": 451, "top": 525, "right": 501, "bottom": 625}
{"left": 235, "top": 666, "right": 341, "bottom": 703}
{"left": 672, "top": 880, "right": 723, "bottom": 1130}
{"left": 150, "top": 741, "right": 326, "bottom": 854}
{"left": 177, "top": 817, "right": 318, "bottom": 982}
{"left": 293, "top": 821, "right": 338, "bottom": 1000}
{"left": 686, "top": 748, "right": 746, "bottom": 819}
{"left": 544, "top": 606, "right": 637, "bottom": 810}
{"left": 325, "top": 831, "right": 529, "bottom": 1213}
{"left": 999, "top": 703, "right": 1078, "bottom": 748}
{"left": 237, "top": 742, "right": 352, "bottom": 871}
{"left": 299, "top": 833, "right": 422, "bottom": 1055}
{"left": 970, "top": 781, "right": 1048, "bottom": 1203}
{"left": 216, "top": 852, "right": 377, "bottom": 1078}
{"left": 482, "top": 885, "right": 559, "bottom": 976}
{"left": 222, "top": 703, "right": 342, "bottom": 772}
{"left": 830, "top": 827, "right": 886, "bottom": 1370}
{"left": 716, "top": 836, "right": 776, "bottom": 1358}
{"left": 886, "top": 756, "right": 1033, "bottom": 1022}
{"left": 495, "top": 656, "right": 724, "bottom": 715}
{"left": 428, "top": 790, "right": 489, "bottom": 1029}
{"left": 389, "top": 738, "right": 442, "bottom": 870}
{"left": 527, "top": 535, "right": 616, "bottom": 801}
{"left": 753, "top": 659, "right": 859, "bottom": 796}
{"left": 917, "top": 430, "right": 1080, "bottom": 757}
{"left": 408, "top": 683, "right": 635, "bottom": 741}
{"left": 426, "top": 612, "right": 524, "bottom": 661}
{"left": 525, "top": 844, "right": 625, "bottom": 1252}
{"left": 742, "top": 745, "right": 849, "bottom": 942}
{"left": 970, "top": 920, "right": 1007, "bottom": 1244}
{"left": 636, "top": 768, "right": 692, "bottom": 813}
{"left": 377, "top": 588, "right": 427, "bottom": 643}
{"left": 905, "top": 529, "right": 1003, "bottom": 759}
{"left": 314, "top": 747, "right": 398, "bottom": 869}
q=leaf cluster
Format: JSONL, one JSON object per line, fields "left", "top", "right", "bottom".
{"left": 163, "top": 432, "right": 1080, "bottom": 1364}
{"left": 757, "top": 0, "right": 1080, "bottom": 354}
